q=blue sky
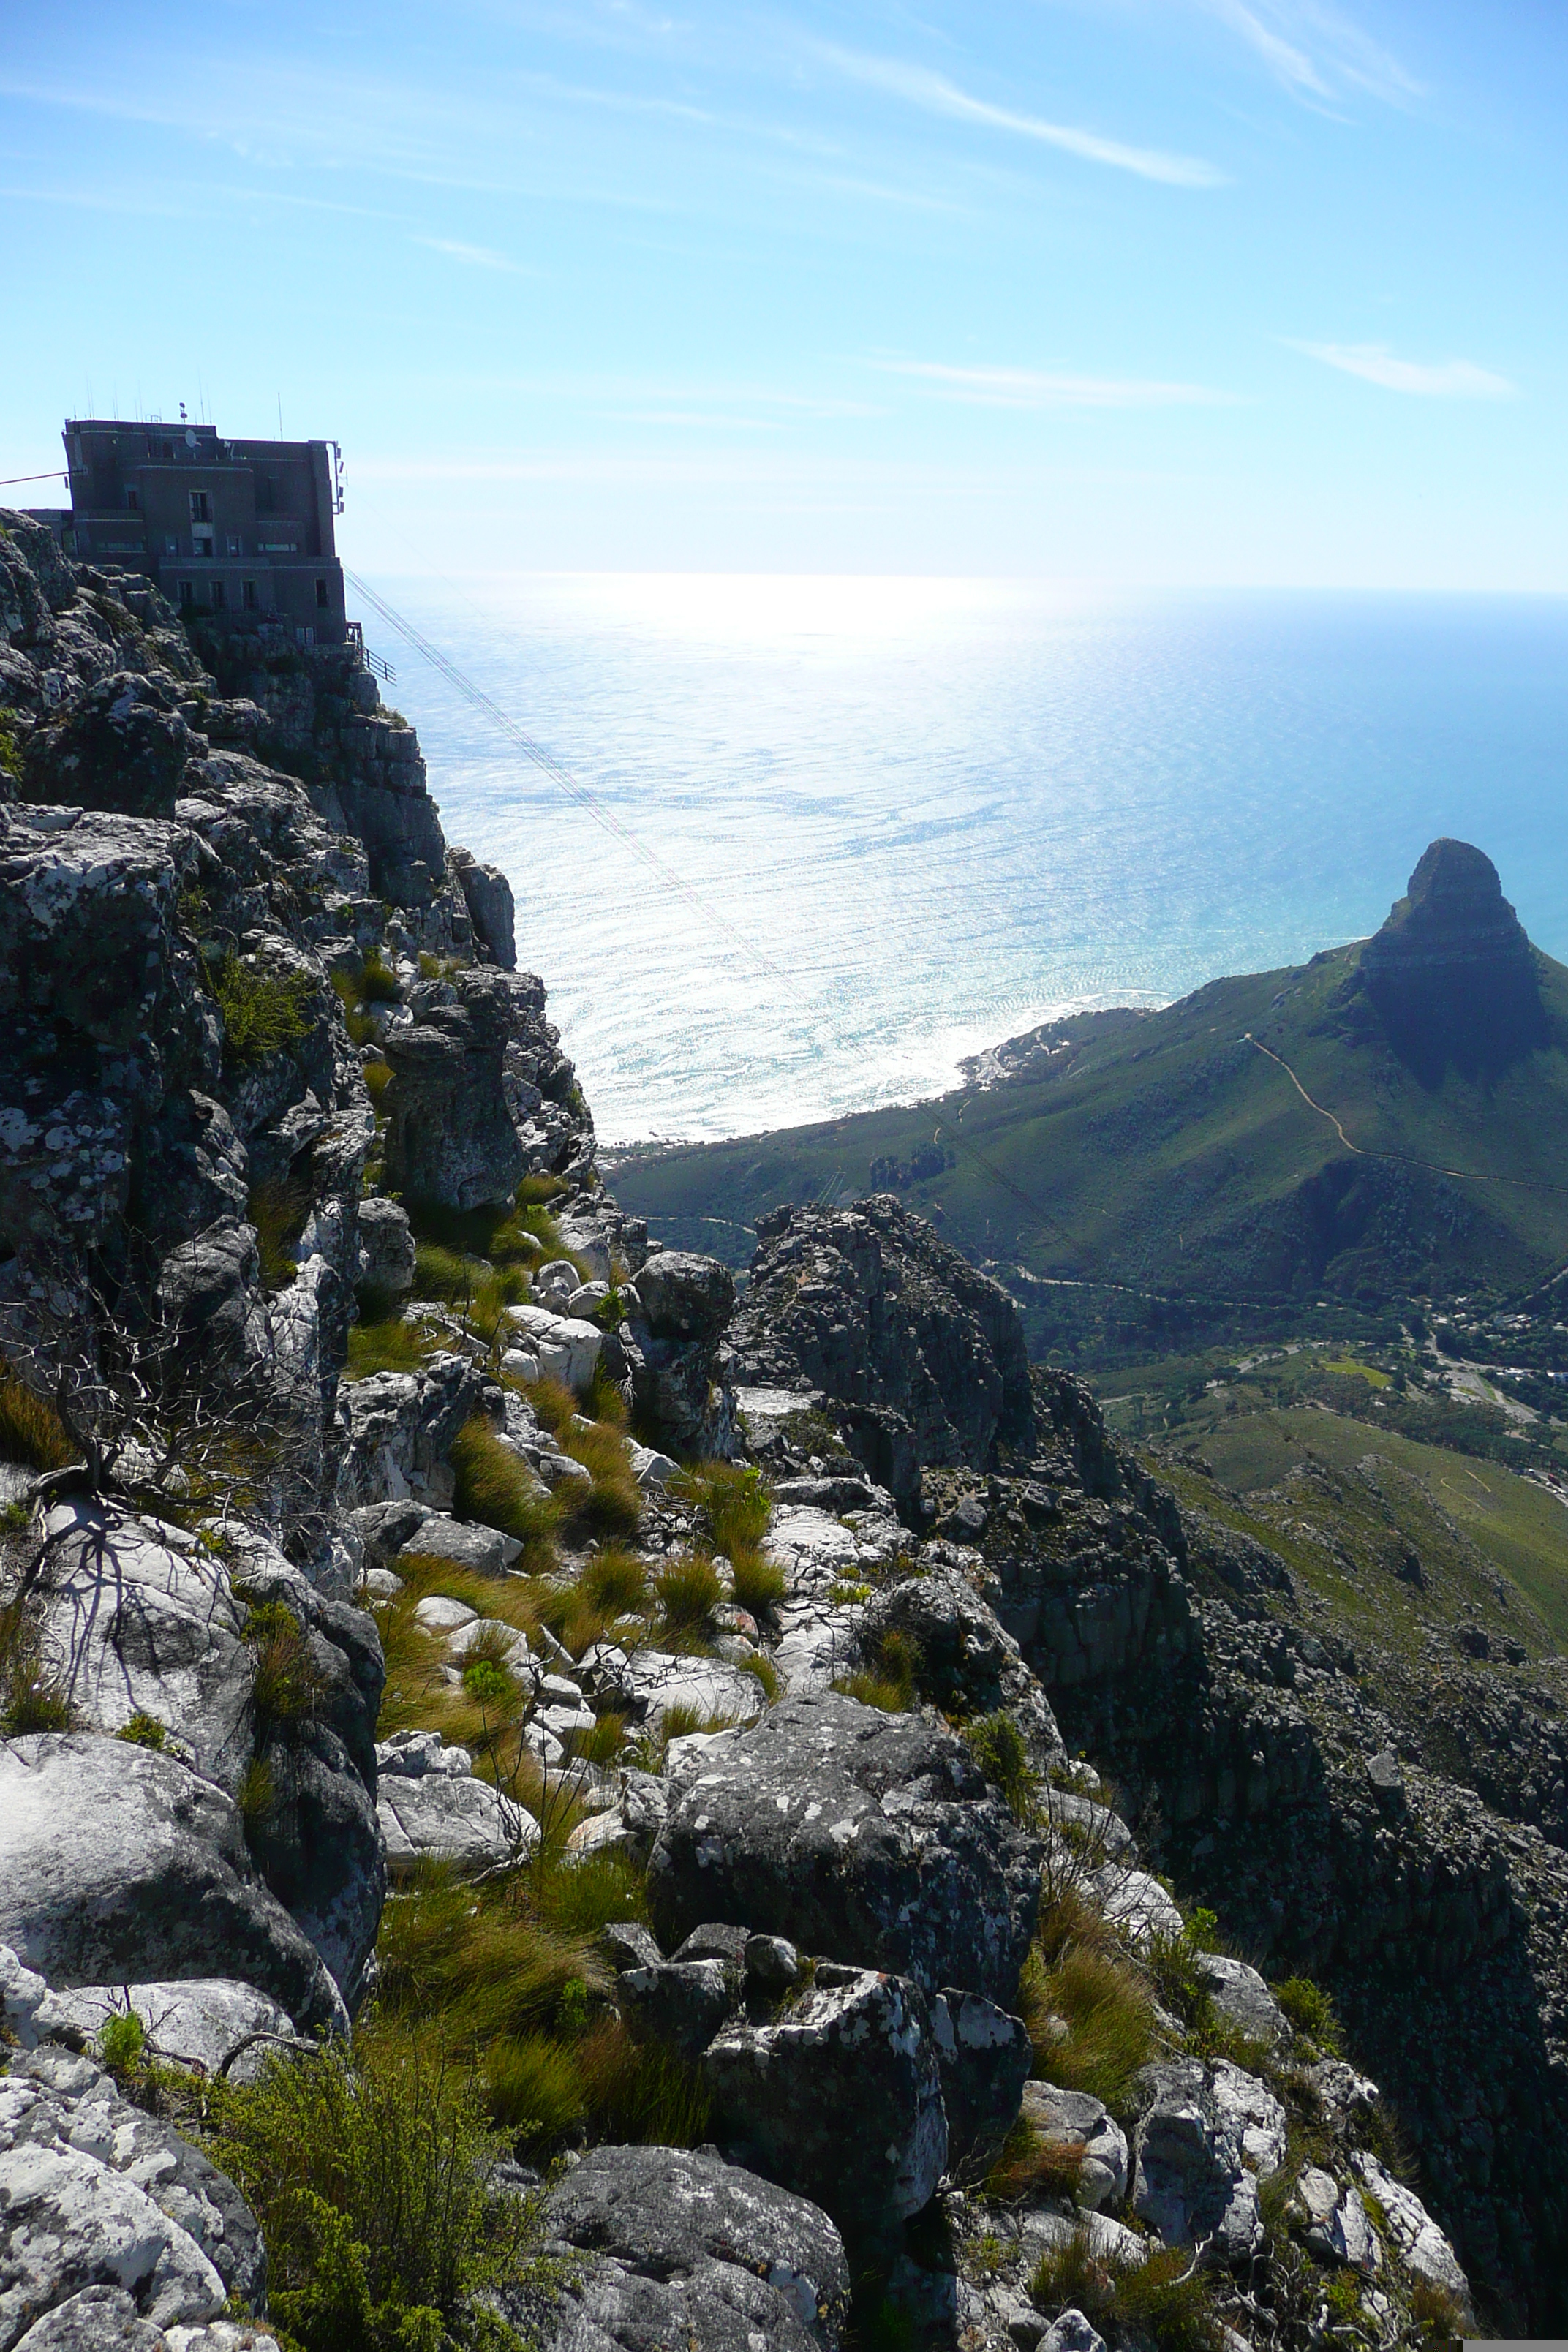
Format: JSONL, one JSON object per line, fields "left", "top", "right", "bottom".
{"left": 2, "top": 0, "right": 1564, "bottom": 584}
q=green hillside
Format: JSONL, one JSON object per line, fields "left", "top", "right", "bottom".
{"left": 612, "top": 845, "right": 1568, "bottom": 1358}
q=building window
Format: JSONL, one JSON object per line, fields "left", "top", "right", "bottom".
{"left": 178, "top": 581, "right": 195, "bottom": 608}
{"left": 314, "top": 577, "right": 329, "bottom": 608}
{"left": 163, "top": 534, "right": 178, "bottom": 557}
{"left": 211, "top": 581, "right": 227, "bottom": 613}
{"left": 192, "top": 529, "right": 214, "bottom": 559}
{"left": 296, "top": 625, "right": 316, "bottom": 647}
{"left": 227, "top": 534, "right": 241, "bottom": 556}
{"left": 189, "top": 490, "right": 211, "bottom": 523}
{"left": 243, "top": 580, "right": 258, "bottom": 611}
{"left": 126, "top": 489, "right": 139, "bottom": 512}
{"left": 162, "top": 440, "right": 175, "bottom": 462}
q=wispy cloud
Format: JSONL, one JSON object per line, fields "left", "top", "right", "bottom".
{"left": 415, "top": 234, "right": 531, "bottom": 271}
{"left": 1203, "top": 0, "right": 1421, "bottom": 107}
{"left": 1289, "top": 342, "right": 1515, "bottom": 398}
{"left": 815, "top": 45, "right": 1226, "bottom": 188}
{"left": 875, "top": 360, "right": 1242, "bottom": 409}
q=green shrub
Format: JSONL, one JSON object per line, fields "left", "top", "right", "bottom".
{"left": 0, "top": 1371, "right": 77, "bottom": 1471}
{"left": 965, "top": 1711, "right": 1039, "bottom": 1819}
{"left": 358, "top": 949, "right": 402, "bottom": 1004}
{"left": 249, "top": 1176, "right": 314, "bottom": 1292}
{"left": 0, "top": 711, "right": 23, "bottom": 781}
{"left": 213, "top": 954, "right": 314, "bottom": 1068}
{"left": 116, "top": 1710, "right": 167, "bottom": 1750}
{"left": 461, "top": 1656, "right": 514, "bottom": 1712}
{"left": 246, "top": 1601, "right": 327, "bottom": 1729}
{"left": 985, "top": 2115, "right": 1083, "bottom": 2204}
{"left": 346, "top": 1312, "right": 440, "bottom": 1380}
{"left": 832, "top": 1627, "right": 919, "bottom": 1715}
{"left": 201, "top": 2024, "right": 540, "bottom": 2352}
{"left": 1273, "top": 1975, "right": 1343, "bottom": 2054}
{"left": 97, "top": 2009, "right": 146, "bottom": 2076}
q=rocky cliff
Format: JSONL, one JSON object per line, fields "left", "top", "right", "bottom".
{"left": 1, "top": 508, "right": 1562, "bottom": 2350}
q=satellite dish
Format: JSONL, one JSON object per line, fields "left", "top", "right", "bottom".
{"left": 185, "top": 428, "right": 197, "bottom": 449}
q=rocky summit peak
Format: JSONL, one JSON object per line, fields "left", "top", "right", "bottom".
{"left": 1357, "top": 836, "right": 1548, "bottom": 1081}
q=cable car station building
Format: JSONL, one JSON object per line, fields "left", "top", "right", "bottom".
{"left": 48, "top": 417, "right": 348, "bottom": 645}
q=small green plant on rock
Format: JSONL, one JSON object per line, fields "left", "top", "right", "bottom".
{"left": 0, "top": 1596, "right": 73, "bottom": 1736}
{"left": 97, "top": 2009, "right": 146, "bottom": 2077}
{"left": 213, "top": 954, "right": 314, "bottom": 1068}
{"left": 116, "top": 1710, "right": 167, "bottom": 1750}
{"left": 964, "top": 1710, "right": 1039, "bottom": 1820}
{"left": 1273, "top": 1974, "right": 1343, "bottom": 2055}
{"left": 833, "top": 1626, "right": 919, "bottom": 1714}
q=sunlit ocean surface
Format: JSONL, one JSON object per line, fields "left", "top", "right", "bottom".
{"left": 353, "top": 576, "right": 1568, "bottom": 1143}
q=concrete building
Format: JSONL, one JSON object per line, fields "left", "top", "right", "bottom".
{"left": 42, "top": 416, "right": 348, "bottom": 644}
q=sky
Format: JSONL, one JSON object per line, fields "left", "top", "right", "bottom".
{"left": 2, "top": 0, "right": 1566, "bottom": 586}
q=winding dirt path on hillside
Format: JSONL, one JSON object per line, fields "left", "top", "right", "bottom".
{"left": 1243, "top": 1033, "right": 1568, "bottom": 1197}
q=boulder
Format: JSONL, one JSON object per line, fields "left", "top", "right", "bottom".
{"left": 931, "top": 1989, "right": 1033, "bottom": 2182}
{"left": 1019, "top": 2083, "right": 1128, "bottom": 2212}
{"left": 355, "top": 1196, "right": 415, "bottom": 1298}
{"left": 0, "top": 1735, "right": 345, "bottom": 2033}
{"left": 377, "top": 1768, "right": 538, "bottom": 1875}
{"left": 647, "top": 1692, "right": 1042, "bottom": 2010}
{"left": 403, "top": 1510, "right": 521, "bottom": 1576}
{"left": 29, "top": 1978, "right": 298, "bottom": 2087}
{"left": 1194, "top": 1953, "right": 1288, "bottom": 2051}
{"left": 702, "top": 1964, "right": 947, "bottom": 2251}
{"left": 614, "top": 1956, "right": 734, "bottom": 2062}
{"left": 16, "top": 2300, "right": 283, "bottom": 2351}
{"left": 0, "top": 2041, "right": 267, "bottom": 2346}
{"left": 20, "top": 671, "right": 200, "bottom": 819}
{"left": 380, "top": 970, "right": 524, "bottom": 1210}
{"left": 1350, "top": 2152, "right": 1472, "bottom": 2318}
{"left": 622, "top": 1250, "right": 736, "bottom": 1458}
{"left": 1130, "top": 2059, "right": 1284, "bottom": 2262}
{"left": 725, "top": 1195, "right": 1036, "bottom": 1499}
{"left": 633, "top": 1251, "right": 736, "bottom": 1341}
{"left": 447, "top": 847, "right": 516, "bottom": 970}
{"left": 339, "top": 1352, "right": 486, "bottom": 1509}
{"left": 516, "top": 2143, "right": 850, "bottom": 2352}
{"left": 502, "top": 1305, "right": 603, "bottom": 1395}
{"left": 1291, "top": 2168, "right": 1380, "bottom": 2275}
{"left": 858, "top": 1567, "right": 1062, "bottom": 1756}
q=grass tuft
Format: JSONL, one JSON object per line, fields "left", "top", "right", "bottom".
{"left": 1030, "top": 2229, "right": 1222, "bottom": 2352}
{"left": 985, "top": 2116, "right": 1085, "bottom": 2204}
{"left": 0, "top": 1371, "right": 77, "bottom": 1472}
{"left": 652, "top": 1553, "right": 723, "bottom": 1647}
{"left": 1273, "top": 1974, "right": 1343, "bottom": 2054}
{"left": 450, "top": 1416, "right": 561, "bottom": 1567}
{"left": 1019, "top": 1934, "right": 1157, "bottom": 2116}
{"left": 0, "top": 1595, "right": 74, "bottom": 1736}
{"left": 213, "top": 953, "right": 314, "bottom": 1068}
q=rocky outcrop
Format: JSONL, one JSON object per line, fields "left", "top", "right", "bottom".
{"left": 380, "top": 970, "right": 525, "bottom": 1210}
{"left": 1354, "top": 837, "right": 1549, "bottom": 1081}
{"left": 518, "top": 2144, "right": 851, "bottom": 2352}
{"left": 648, "top": 1693, "right": 1041, "bottom": 2010}
{"left": 725, "top": 1194, "right": 1036, "bottom": 1500}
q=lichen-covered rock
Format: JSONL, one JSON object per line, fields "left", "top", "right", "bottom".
{"left": 623, "top": 1249, "right": 737, "bottom": 1458}
{"left": 930, "top": 1987, "right": 1033, "bottom": 2183}
{"left": 1193, "top": 1953, "right": 1289, "bottom": 2051}
{"left": 20, "top": 671, "right": 202, "bottom": 819}
{"left": 1350, "top": 2152, "right": 1473, "bottom": 2318}
{"left": 858, "top": 1564, "right": 1063, "bottom": 1759}
{"left": 0, "top": 2040, "right": 267, "bottom": 2348}
{"left": 354, "top": 1195, "right": 415, "bottom": 1297}
{"left": 647, "top": 1692, "right": 1041, "bottom": 2010}
{"left": 1130, "top": 2059, "right": 1284, "bottom": 2261}
{"left": 377, "top": 1768, "right": 538, "bottom": 1875}
{"left": 0, "top": 1735, "right": 344, "bottom": 2033}
{"left": 614, "top": 1955, "right": 734, "bottom": 2062}
{"left": 702, "top": 1964, "right": 946, "bottom": 2251}
{"left": 517, "top": 2143, "right": 851, "bottom": 2352}
{"left": 27, "top": 1978, "right": 297, "bottom": 2087}
{"left": 339, "top": 1352, "right": 486, "bottom": 1508}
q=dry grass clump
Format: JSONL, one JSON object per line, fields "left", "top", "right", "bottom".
{"left": 652, "top": 1553, "right": 725, "bottom": 1648}
{"left": 985, "top": 2116, "right": 1085, "bottom": 2204}
{"left": 1019, "top": 1901, "right": 1158, "bottom": 2115}
{"left": 0, "top": 1371, "right": 77, "bottom": 1472}
{"left": 541, "top": 1545, "right": 651, "bottom": 1659}
{"left": 248, "top": 1175, "right": 314, "bottom": 1292}
{"left": 833, "top": 1625, "right": 919, "bottom": 1714}
{"left": 510, "top": 1376, "right": 642, "bottom": 1546}
{"left": 675, "top": 1460, "right": 785, "bottom": 1620}
{"left": 449, "top": 1416, "right": 561, "bottom": 1567}
{"left": 0, "top": 1593, "right": 74, "bottom": 1735}
{"left": 1030, "top": 2229, "right": 1221, "bottom": 2352}
{"left": 344, "top": 1309, "right": 442, "bottom": 1380}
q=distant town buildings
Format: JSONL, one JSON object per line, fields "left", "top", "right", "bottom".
{"left": 31, "top": 416, "right": 348, "bottom": 644}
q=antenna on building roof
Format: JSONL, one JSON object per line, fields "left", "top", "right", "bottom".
{"left": 277, "top": 393, "right": 284, "bottom": 439}
{"left": 179, "top": 402, "right": 187, "bottom": 423}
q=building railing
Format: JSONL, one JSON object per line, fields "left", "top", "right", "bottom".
{"left": 344, "top": 619, "right": 396, "bottom": 685}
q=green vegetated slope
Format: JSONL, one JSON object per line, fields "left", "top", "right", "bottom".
{"left": 1155, "top": 1401, "right": 1568, "bottom": 1659}
{"left": 614, "top": 941, "right": 1568, "bottom": 1312}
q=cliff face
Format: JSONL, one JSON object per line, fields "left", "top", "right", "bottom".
{"left": 2, "top": 509, "right": 1564, "bottom": 2347}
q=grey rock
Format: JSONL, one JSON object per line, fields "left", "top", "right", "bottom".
{"left": 633, "top": 1251, "right": 736, "bottom": 1341}
{"left": 521, "top": 2142, "right": 850, "bottom": 2351}
{"left": 931, "top": 1988, "right": 1033, "bottom": 2183}
{"left": 702, "top": 1963, "right": 947, "bottom": 2251}
{"left": 1292, "top": 2167, "right": 1380, "bottom": 2275}
{"left": 404, "top": 1510, "right": 521, "bottom": 1576}
{"left": 448, "top": 846, "right": 516, "bottom": 970}
{"left": 377, "top": 1769, "right": 538, "bottom": 1874}
{"left": 1130, "top": 2059, "right": 1282, "bottom": 2261}
{"left": 1040, "top": 2313, "right": 1108, "bottom": 2352}
{"left": 21, "top": 669, "right": 199, "bottom": 819}
{"left": 859, "top": 1567, "right": 1062, "bottom": 1757}
{"left": 726, "top": 1194, "right": 1036, "bottom": 1501}
{"left": 355, "top": 1196, "right": 415, "bottom": 1297}
{"left": 1193, "top": 1953, "right": 1288, "bottom": 2051}
{"left": 27, "top": 1978, "right": 297, "bottom": 2087}
{"left": 603, "top": 1921, "right": 662, "bottom": 1972}
{"left": 1018, "top": 2082, "right": 1129, "bottom": 2211}
{"left": 11, "top": 2285, "right": 165, "bottom": 2351}
{"left": 744, "top": 1932, "right": 802, "bottom": 1990}
{"left": 615, "top": 1957, "right": 734, "bottom": 2062}
{"left": 0, "top": 1734, "right": 344, "bottom": 2033}
{"left": 647, "top": 1692, "right": 1042, "bottom": 2009}
{"left": 381, "top": 969, "right": 524, "bottom": 1210}
{"left": 340, "top": 1352, "right": 486, "bottom": 1509}
{"left": 1350, "top": 2152, "right": 1473, "bottom": 2318}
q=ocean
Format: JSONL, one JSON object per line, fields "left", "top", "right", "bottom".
{"left": 357, "top": 576, "right": 1568, "bottom": 1144}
